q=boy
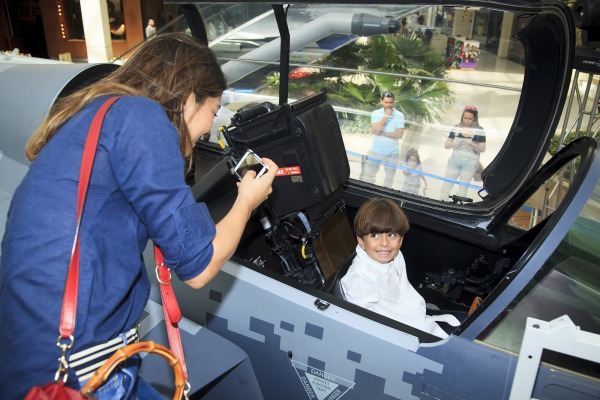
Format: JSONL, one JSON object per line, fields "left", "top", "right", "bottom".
{"left": 340, "top": 198, "right": 458, "bottom": 338}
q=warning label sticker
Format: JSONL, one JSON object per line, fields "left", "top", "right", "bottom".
{"left": 291, "top": 360, "right": 354, "bottom": 400}
{"left": 276, "top": 166, "right": 302, "bottom": 176}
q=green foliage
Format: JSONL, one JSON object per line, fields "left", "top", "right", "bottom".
{"left": 548, "top": 130, "right": 582, "bottom": 156}
{"left": 258, "top": 72, "right": 323, "bottom": 98}
{"left": 259, "top": 31, "right": 454, "bottom": 130}
{"left": 326, "top": 82, "right": 380, "bottom": 109}
{"left": 548, "top": 131, "right": 585, "bottom": 179}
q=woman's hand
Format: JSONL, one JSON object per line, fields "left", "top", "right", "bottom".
{"left": 184, "top": 157, "right": 278, "bottom": 290}
{"left": 236, "top": 158, "right": 278, "bottom": 211}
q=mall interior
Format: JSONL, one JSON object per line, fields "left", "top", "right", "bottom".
{"left": 1, "top": 1, "right": 528, "bottom": 66}
{"left": 2, "top": 1, "right": 598, "bottom": 197}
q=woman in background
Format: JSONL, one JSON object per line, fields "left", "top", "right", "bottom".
{"left": 439, "top": 105, "right": 485, "bottom": 201}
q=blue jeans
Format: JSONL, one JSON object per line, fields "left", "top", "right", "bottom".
{"left": 440, "top": 153, "right": 478, "bottom": 200}
{"left": 360, "top": 151, "right": 400, "bottom": 188}
{"left": 78, "top": 354, "right": 163, "bottom": 400}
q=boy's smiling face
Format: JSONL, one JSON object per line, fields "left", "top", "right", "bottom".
{"left": 357, "top": 233, "right": 403, "bottom": 264}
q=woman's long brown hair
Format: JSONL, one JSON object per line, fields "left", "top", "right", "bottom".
{"left": 25, "top": 33, "right": 227, "bottom": 167}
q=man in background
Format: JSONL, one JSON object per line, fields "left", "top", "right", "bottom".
{"left": 146, "top": 18, "right": 156, "bottom": 38}
{"left": 360, "top": 91, "right": 405, "bottom": 188}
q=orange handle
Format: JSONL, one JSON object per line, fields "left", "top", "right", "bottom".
{"left": 80, "top": 341, "right": 185, "bottom": 399}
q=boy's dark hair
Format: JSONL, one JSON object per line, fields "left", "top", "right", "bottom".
{"left": 354, "top": 198, "right": 409, "bottom": 237}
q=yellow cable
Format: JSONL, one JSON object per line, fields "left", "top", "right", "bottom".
{"left": 217, "top": 126, "right": 226, "bottom": 149}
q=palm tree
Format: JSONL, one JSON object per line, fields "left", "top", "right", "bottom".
{"left": 323, "top": 33, "right": 453, "bottom": 126}
{"left": 259, "top": 31, "right": 454, "bottom": 133}
{"left": 324, "top": 32, "right": 454, "bottom": 160}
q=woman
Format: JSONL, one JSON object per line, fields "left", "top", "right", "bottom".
{"left": 439, "top": 105, "right": 485, "bottom": 200}
{"left": 0, "top": 33, "right": 277, "bottom": 399}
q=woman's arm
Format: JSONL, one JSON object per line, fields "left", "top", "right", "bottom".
{"left": 468, "top": 129, "right": 486, "bottom": 153}
{"left": 469, "top": 140, "right": 486, "bottom": 153}
{"left": 444, "top": 137, "right": 456, "bottom": 149}
{"left": 184, "top": 158, "right": 278, "bottom": 289}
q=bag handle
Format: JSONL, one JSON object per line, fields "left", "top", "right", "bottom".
{"left": 79, "top": 341, "right": 185, "bottom": 400}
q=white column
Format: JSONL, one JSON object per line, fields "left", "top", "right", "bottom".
{"left": 497, "top": 12, "right": 515, "bottom": 59}
{"left": 80, "top": 0, "right": 112, "bottom": 63}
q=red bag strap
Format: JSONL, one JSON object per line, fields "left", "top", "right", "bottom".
{"left": 59, "top": 96, "right": 121, "bottom": 339}
{"left": 154, "top": 246, "right": 189, "bottom": 384}
{"left": 54, "top": 96, "right": 120, "bottom": 383}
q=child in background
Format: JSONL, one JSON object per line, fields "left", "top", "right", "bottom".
{"left": 340, "top": 198, "right": 459, "bottom": 339}
{"left": 402, "top": 148, "right": 427, "bottom": 195}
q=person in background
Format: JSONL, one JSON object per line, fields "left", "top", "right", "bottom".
{"left": 340, "top": 199, "right": 459, "bottom": 339}
{"left": 108, "top": 0, "right": 125, "bottom": 38}
{"left": 440, "top": 105, "right": 485, "bottom": 201}
{"left": 402, "top": 148, "right": 427, "bottom": 196}
{"left": 0, "top": 32, "right": 277, "bottom": 399}
{"left": 145, "top": 18, "right": 156, "bottom": 38}
{"left": 360, "top": 91, "right": 405, "bottom": 188}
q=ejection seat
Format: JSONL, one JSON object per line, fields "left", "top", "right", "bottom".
{"left": 223, "top": 90, "right": 357, "bottom": 290}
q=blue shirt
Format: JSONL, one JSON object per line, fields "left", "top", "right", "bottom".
{"left": 0, "top": 96, "right": 216, "bottom": 398}
{"left": 370, "top": 108, "right": 405, "bottom": 156}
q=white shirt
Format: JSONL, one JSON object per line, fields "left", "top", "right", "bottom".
{"left": 340, "top": 245, "right": 459, "bottom": 338}
{"left": 146, "top": 25, "right": 156, "bottom": 38}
